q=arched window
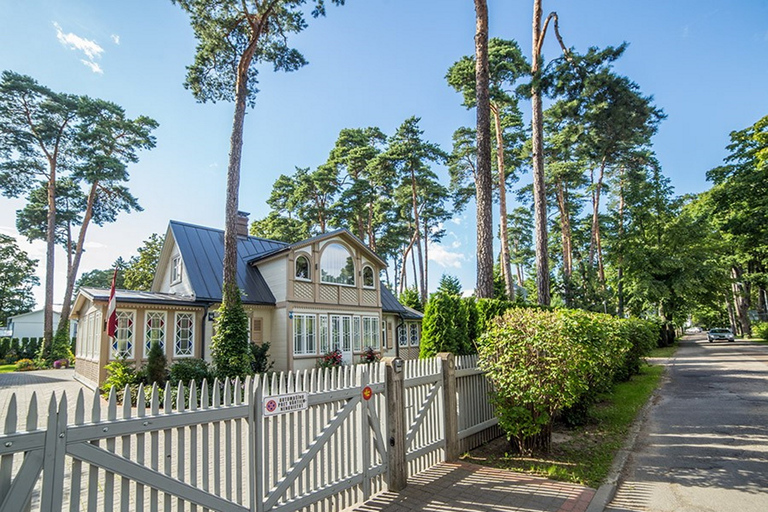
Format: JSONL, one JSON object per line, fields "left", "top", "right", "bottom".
{"left": 295, "top": 255, "right": 311, "bottom": 280}
{"left": 362, "top": 266, "right": 375, "bottom": 288}
{"left": 320, "top": 243, "right": 355, "bottom": 285}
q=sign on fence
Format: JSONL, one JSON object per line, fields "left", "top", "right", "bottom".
{"left": 263, "top": 392, "right": 309, "bottom": 416}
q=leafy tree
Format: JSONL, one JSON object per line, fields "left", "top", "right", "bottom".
{"left": 0, "top": 71, "right": 79, "bottom": 345}
{"left": 171, "top": 0, "right": 344, "bottom": 312}
{"left": 0, "top": 234, "right": 38, "bottom": 326}
{"left": 76, "top": 267, "right": 125, "bottom": 292}
{"left": 398, "top": 287, "right": 423, "bottom": 313}
{"left": 250, "top": 211, "right": 309, "bottom": 243}
{"left": 124, "top": 234, "right": 163, "bottom": 291}
{"left": 436, "top": 274, "right": 463, "bottom": 296}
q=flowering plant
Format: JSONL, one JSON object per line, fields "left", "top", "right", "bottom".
{"left": 317, "top": 348, "right": 343, "bottom": 368}
{"left": 360, "top": 346, "right": 381, "bottom": 363}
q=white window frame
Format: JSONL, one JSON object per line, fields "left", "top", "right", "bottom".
{"left": 362, "top": 266, "right": 375, "bottom": 289}
{"left": 111, "top": 310, "right": 135, "bottom": 359}
{"left": 174, "top": 312, "right": 195, "bottom": 357}
{"left": 363, "top": 316, "right": 380, "bottom": 349}
{"left": 171, "top": 256, "right": 183, "bottom": 284}
{"left": 319, "top": 315, "right": 329, "bottom": 353}
{"left": 295, "top": 254, "right": 312, "bottom": 281}
{"left": 145, "top": 311, "right": 167, "bottom": 355}
{"left": 353, "top": 316, "right": 362, "bottom": 352}
{"left": 293, "top": 314, "right": 316, "bottom": 356}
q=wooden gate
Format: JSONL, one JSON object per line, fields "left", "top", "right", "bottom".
{"left": 403, "top": 359, "right": 445, "bottom": 477}
{"left": 254, "top": 364, "right": 387, "bottom": 512}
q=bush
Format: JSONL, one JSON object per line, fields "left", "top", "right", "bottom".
{"left": 0, "top": 337, "right": 10, "bottom": 360}
{"left": 210, "top": 285, "right": 253, "bottom": 380}
{"left": 102, "top": 359, "right": 139, "bottom": 402}
{"left": 170, "top": 358, "right": 211, "bottom": 387}
{"left": 15, "top": 358, "right": 35, "bottom": 371}
{"left": 752, "top": 322, "right": 768, "bottom": 341}
{"left": 251, "top": 342, "right": 274, "bottom": 374}
{"left": 420, "top": 293, "right": 473, "bottom": 357}
{"left": 317, "top": 348, "right": 343, "bottom": 368}
{"left": 145, "top": 340, "right": 168, "bottom": 386}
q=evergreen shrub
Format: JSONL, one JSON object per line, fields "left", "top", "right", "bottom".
{"left": 210, "top": 285, "right": 253, "bottom": 381}
{"left": 146, "top": 340, "right": 168, "bottom": 386}
{"left": 170, "top": 358, "right": 211, "bottom": 387}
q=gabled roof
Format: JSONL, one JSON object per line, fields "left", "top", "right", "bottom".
{"left": 380, "top": 286, "right": 423, "bottom": 320}
{"left": 167, "top": 221, "right": 286, "bottom": 305}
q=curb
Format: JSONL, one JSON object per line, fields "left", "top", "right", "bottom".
{"left": 584, "top": 359, "right": 672, "bottom": 512}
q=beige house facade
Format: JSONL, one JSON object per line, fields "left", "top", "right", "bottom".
{"left": 72, "top": 217, "right": 422, "bottom": 389}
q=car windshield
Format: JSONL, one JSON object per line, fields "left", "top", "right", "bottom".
{"left": 710, "top": 329, "right": 731, "bottom": 334}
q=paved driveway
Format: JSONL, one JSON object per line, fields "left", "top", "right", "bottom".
{"left": 352, "top": 462, "right": 595, "bottom": 512}
{"left": 606, "top": 335, "right": 768, "bottom": 512}
{"left": 0, "top": 368, "right": 92, "bottom": 424}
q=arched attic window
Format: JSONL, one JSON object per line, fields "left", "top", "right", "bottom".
{"left": 295, "top": 254, "right": 311, "bottom": 280}
{"left": 362, "top": 265, "right": 375, "bottom": 288}
{"left": 320, "top": 243, "right": 355, "bottom": 285}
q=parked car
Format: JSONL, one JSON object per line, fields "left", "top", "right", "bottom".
{"left": 708, "top": 328, "right": 735, "bottom": 343}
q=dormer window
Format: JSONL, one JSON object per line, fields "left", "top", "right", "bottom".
{"left": 295, "top": 255, "right": 311, "bottom": 281}
{"left": 320, "top": 243, "right": 355, "bottom": 286}
{"left": 362, "top": 265, "right": 375, "bottom": 288}
{"left": 171, "top": 256, "right": 183, "bottom": 284}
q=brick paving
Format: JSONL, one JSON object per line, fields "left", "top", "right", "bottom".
{"left": 352, "top": 462, "right": 596, "bottom": 512}
{"left": 0, "top": 368, "right": 91, "bottom": 423}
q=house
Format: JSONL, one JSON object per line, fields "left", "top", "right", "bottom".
{"left": 71, "top": 214, "right": 422, "bottom": 389}
{"left": 5, "top": 308, "right": 77, "bottom": 340}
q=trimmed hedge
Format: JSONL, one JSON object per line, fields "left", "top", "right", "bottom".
{"left": 477, "top": 308, "right": 657, "bottom": 454}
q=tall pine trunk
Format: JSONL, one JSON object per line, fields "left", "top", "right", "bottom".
{"left": 44, "top": 158, "right": 56, "bottom": 349}
{"left": 589, "top": 159, "right": 607, "bottom": 284}
{"left": 492, "top": 105, "right": 514, "bottom": 300}
{"left": 474, "top": 0, "right": 494, "bottom": 298}
{"left": 555, "top": 179, "right": 572, "bottom": 306}
{"left": 531, "top": 0, "right": 550, "bottom": 305}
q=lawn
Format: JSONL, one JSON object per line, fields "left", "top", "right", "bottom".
{"left": 462, "top": 362, "right": 665, "bottom": 488}
{"left": 0, "top": 364, "right": 16, "bottom": 374}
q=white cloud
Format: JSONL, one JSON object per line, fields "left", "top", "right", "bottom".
{"left": 53, "top": 22, "right": 104, "bottom": 74}
{"left": 428, "top": 244, "right": 466, "bottom": 269}
{"left": 450, "top": 217, "right": 463, "bottom": 225}
{"left": 84, "top": 241, "right": 107, "bottom": 250}
{"left": 451, "top": 240, "right": 462, "bottom": 249}
{"left": 111, "top": 34, "right": 120, "bottom": 45}
{"left": 81, "top": 59, "right": 103, "bottom": 74}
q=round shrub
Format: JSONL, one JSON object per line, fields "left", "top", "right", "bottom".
{"left": 170, "top": 358, "right": 211, "bottom": 387}
{"left": 15, "top": 358, "right": 35, "bottom": 371}
{"left": 752, "top": 322, "right": 768, "bottom": 341}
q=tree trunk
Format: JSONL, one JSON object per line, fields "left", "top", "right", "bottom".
{"left": 424, "top": 222, "right": 430, "bottom": 299}
{"left": 492, "top": 105, "right": 514, "bottom": 300}
{"left": 589, "top": 159, "right": 607, "bottom": 284}
{"left": 409, "top": 170, "right": 426, "bottom": 304}
{"left": 57, "top": 182, "right": 98, "bottom": 336}
{"left": 222, "top": 51, "right": 255, "bottom": 304}
{"left": 43, "top": 158, "right": 56, "bottom": 350}
{"left": 617, "top": 177, "right": 626, "bottom": 317}
{"left": 731, "top": 265, "right": 751, "bottom": 337}
{"left": 531, "top": 1, "right": 550, "bottom": 306}
{"left": 555, "top": 179, "right": 572, "bottom": 306}
{"left": 474, "top": 0, "right": 494, "bottom": 298}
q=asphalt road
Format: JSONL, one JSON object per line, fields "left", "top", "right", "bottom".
{"left": 606, "top": 334, "right": 768, "bottom": 512}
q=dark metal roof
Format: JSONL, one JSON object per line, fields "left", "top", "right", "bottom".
{"left": 380, "top": 286, "right": 423, "bottom": 320}
{"left": 80, "top": 287, "right": 204, "bottom": 307}
{"left": 169, "top": 221, "right": 287, "bottom": 305}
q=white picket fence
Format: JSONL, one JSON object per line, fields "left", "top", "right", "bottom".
{"left": 0, "top": 354, "right": 498, "bottom": 512}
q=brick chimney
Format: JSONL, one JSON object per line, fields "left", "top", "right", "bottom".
{"left": 236, "top": 211, "right": 250, "bottom": 237}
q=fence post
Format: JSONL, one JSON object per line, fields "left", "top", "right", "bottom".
{"left": 384, "top": 357, "right": 407, "bottom": 492}
{"left": 438, "top": 353, "right": 459, "bottom": 461}
{"left": 252, "top": 377, "right": 264, "bottom": 512}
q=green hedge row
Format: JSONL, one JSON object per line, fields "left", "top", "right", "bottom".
{"left": 0, "top": 337, "right": 43, "bottom": 362}
{"left": 477, "top": 308, "right": 658, "bottom": 454}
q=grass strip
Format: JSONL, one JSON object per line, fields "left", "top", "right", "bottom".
{"left": 463, "top": 363, "right": 664, "bottom": 488}
{"left": 0, "top": 364, "right": 16, "bottom": 374}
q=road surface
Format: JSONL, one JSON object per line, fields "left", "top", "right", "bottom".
{"left": 606, "top": 334, "right": 768, "bottom": 512}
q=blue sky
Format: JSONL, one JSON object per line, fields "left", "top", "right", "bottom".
{"left": 1, "top": 0, "right": 767, "bottom": 306}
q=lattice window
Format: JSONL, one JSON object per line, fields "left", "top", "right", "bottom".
{"left": 362, "top": 266, "right": 375, "bottom": 288}
{"left": 145, "top": 311, "right": 166, "bottom": 354}
{"left": 398, "top": 325, "right": 408, "bottom": 347}
{"left": 112, "top": 310, "right": 134, "bottom": 359}
{"left": 174, "top": 312, "right": 194, "bottom": 357}
{"left": 319, "top": 315, "right": 329, "bottom": 353}
{"left": 410, "top": 323, "right": 420, "bottom": 347}
{"left": 363, "top": 316, "right": 380, "bottom": 349}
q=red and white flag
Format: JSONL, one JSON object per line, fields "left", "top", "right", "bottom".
{"left": 107, "top": 268, "right": 118, "bottom": 337}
